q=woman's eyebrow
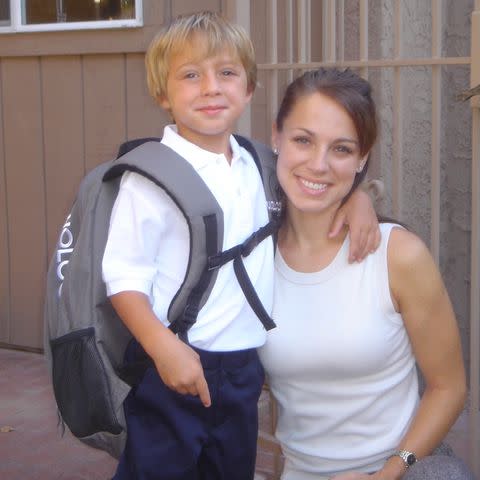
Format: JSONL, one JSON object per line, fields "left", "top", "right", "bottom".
{"left": 293, "top": 128, "right": 358, "bottom": 144}
{"left": 333, "top": 137, "right": 359, "bottom": 145}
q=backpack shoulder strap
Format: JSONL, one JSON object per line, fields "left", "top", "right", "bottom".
{"left": 229, "top": 135, "right": 279, "bottom": 331}
{"left": 103, "top": 141, "right": 223, "bottom": 336}
{"left": 234, "top": 135, "right": 282, "bottom": 220}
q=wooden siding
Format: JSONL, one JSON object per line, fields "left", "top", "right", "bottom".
{"left": 0, "top": 0, "right": 228, "bottom": 349}
{"left": 0, "top": 58, "right": 9, "bottom": 343}
{"left": 42, "top": 56, "right": 84, "bottom": 256}
{"left": 2, "top": 57, "right": 46, "bottom": 348}
{"left": 0, "top": 51, "right": 169, "bottom": 349}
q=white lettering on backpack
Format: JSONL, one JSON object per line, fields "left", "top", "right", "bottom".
{"left": 56, "top": 214, "right": 74, "bottom": 297}
{"left": 267, "top": 200, "right": 282, "bottom": 214}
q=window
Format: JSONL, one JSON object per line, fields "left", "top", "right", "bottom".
{"left": 0, "top": 0, "right": 10, "bottom": 26}
{"left": 0, "top": 0, "right": 142, "bottom": 32}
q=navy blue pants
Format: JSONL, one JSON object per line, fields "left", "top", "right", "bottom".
{"left": 113, "top": 341, "right": 265, "bottom": 480}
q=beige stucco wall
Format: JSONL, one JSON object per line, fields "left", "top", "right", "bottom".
{"left": 372, "top": 0, "right": 473, "bottom": 370}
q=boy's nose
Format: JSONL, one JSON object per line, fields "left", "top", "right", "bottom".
{"left": 201, "top": 72, "right": 221, "bottom": 95}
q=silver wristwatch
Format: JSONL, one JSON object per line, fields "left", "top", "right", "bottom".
{"left": 390, "top": 449, "right": 418, "bottom": 468}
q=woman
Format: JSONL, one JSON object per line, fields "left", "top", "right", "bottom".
{"left": 258, "top": 68, "right": 473, "bottom": 480}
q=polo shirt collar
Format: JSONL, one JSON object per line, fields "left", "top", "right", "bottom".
{"left": 161, "top": 125, "right": 244, "bottom": 170}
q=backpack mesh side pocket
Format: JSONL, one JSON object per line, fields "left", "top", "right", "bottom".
{"left": 50, "top": 327, "right": 123, "bottom": 438}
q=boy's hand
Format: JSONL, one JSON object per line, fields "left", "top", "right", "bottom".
{"left": 109, "top": 290, "right": 211, "bottom": 406}
{"left": 329, "top": 188, "right": 381, "bottom": 263}
{"left": 151, "top": 334, "right": 212, "bottom": 407}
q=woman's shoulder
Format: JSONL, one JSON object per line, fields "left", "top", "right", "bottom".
{"left": 386, "top": 225, "right": 435, "bottom": 283}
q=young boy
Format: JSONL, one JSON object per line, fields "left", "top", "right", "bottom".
{"left": 102, "top": 11, "right": 379, "bottom": 480}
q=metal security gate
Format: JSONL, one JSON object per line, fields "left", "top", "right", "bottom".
{"left": 227, "top": 0, "right": 479, "bottom": 477}
{"left": 470, "top": 1, "right": 480, "bottom": 475}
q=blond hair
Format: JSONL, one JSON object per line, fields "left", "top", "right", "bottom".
{"left": 145, "top": 11, "right": 257, "bottom": 100}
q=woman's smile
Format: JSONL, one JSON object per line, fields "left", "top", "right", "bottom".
{"left": 298, "top": 177, "right": 328, "bottom": 193}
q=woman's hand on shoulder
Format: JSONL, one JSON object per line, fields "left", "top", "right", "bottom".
{"left": 329, "top": 188, "right": 381, "bottom": 263}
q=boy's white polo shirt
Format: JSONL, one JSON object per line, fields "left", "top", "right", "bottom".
{"left": 102, "top": 126, "right": 274, "bottom": 351}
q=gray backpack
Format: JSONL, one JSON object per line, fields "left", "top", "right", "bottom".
{"left": 44, "top": 136, "right": 279, "bottom": 458}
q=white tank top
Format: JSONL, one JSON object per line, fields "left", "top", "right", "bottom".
{"left": 258, "top": 223, "right": 419, "bottom": 478}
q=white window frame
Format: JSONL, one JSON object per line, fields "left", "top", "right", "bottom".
{"left": 0, "top": 0, "right": 143, "bottom": 33}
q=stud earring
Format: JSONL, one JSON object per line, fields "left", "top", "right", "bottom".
{"left": 273, "top": 147, "right": 279, "bottom": 155}
{"left": 356, "top": 162, "right": 365, "bottom": 173}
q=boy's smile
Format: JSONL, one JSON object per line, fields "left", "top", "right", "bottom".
{"left": 159, "top": 37, "right": 253, "bottom": 157}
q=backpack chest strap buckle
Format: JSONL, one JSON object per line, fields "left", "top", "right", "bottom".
{"left": 207, "top": 220, "right": 279, "bottom": 271}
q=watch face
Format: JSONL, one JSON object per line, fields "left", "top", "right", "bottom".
{"left": 406, "top": 453, "right": 417, "bottom": 466}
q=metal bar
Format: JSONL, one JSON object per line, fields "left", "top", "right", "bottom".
{"left": 306, "top": 0, "right": 311, "bottom": 62}
{"left": 323, "top": 0, "right": 336, "bottom": 62}
{"left": 256, "top": 56, "right": 471, "bottom": 70}
{"left": 471, "top": 105, "right": 480, "bottom": 479}
{"left": 359, "top": 0, "right": 368, "bottom": 78}
{"left": 297, "top": 0, "right": 308, "bottom": 63}
{"left": 226, "top": 0, "right": 251, "bottom": 137}
{"left": 268, "top": 0, "right": 278, "bottom": 130}
{"left": 392, "top": 0, "right": 403, "bottom": 218}
{"left": 286, "top": 0, "right": 293, "bottom": 83}
{"left": 338, "top": 0, "right": 345, "bottom": 62}
{"left": 469, "top": 4, "right": 480, "bottom": 476}
{"left": 430, "top": 0, "right": 442, "bottom": 262}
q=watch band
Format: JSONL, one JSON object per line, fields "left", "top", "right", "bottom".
{"left": 390, "top": 449, "right": 418, "bottom": 468}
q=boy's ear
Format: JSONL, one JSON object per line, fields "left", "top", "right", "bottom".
{"left": 157, "top": 94, "right": 170, "bottom": 110}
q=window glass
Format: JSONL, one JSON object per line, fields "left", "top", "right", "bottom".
{"left": 23, "top": 0, "right": 135, "bottom": 25}
{"left": 0, "top": 0, "right": 10, "bottom": 26}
